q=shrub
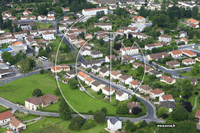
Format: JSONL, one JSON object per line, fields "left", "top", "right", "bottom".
{"left": 195, "top": 92, "right": 199, "bottom": 95}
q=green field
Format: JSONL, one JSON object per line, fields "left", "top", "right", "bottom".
{"left": 36, "top": 22, "right": 53, "bottom": 29}
{"left": 0, "top": 105, "right": 8, "bottom": 112}
{"left": 0, "top": 127, "right": 7, "bottom": 133}
{"left": 181, "top": 71, "right": 200, "bottom": 78}
{"left": 0, "top": 74, "right": 116, "bottom": 115}
{"left": 23, "top": 117, "right": 107, "bottom": 133}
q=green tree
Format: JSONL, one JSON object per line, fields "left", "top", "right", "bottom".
{"left": 157, "top": 107, "right": 169, "bottom": 118}
{"left": 59, "top": 98, "right": 71, "bottom": 120}
{"left": 54, "top": 88, "right": 61, "bottom": 96}
{"left": 124, "top": 120, "right": 137, "bottom": 132}
{"left": 93, "top": 110, "right": 106, "bottom": 123}
{"left": 193, "top": 35, "right": 198, "bottom": 44}
{"left": 0, "top": 12, "right": 3, "bottom": 28}
{"left": 131, "top": 95, "right": 139, "bottom": 102}
{"left": 68, "top": 116, "right": 85, "bottom": 131}
{"left": 170, "top": 105, "right": 188, "bottom": 122}
{"left": 116, "top": 102, "right": 129, "bottom": 114}
{"left": 137, "top": 66, "right": 144, "bottom": 75}
{"left": 192, "top": 6, "right": 199, "bottom": 18}
{"left": 18, "top": 58, "right": 30, "bottom": 72}
{"left": 32, "top": 88, "right": 43, "bottom": 97}
{"left": 68, "top": 79, "right": 79, "bottom": 89}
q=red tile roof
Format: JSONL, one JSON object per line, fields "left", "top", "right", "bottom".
{"left": 0, "top": 110, "right": 13, "bottom": 120}
{"left": 162, "top": 94, "right": 173, "bottom": 100}
{"left": 78, "top": 71, "right": 87, "bottom": 78}
{"left": 9, "top": 117, "right": 25, "bottom": 128}
{"left": 150, "top": 88, "right": 164, "bottom": 94}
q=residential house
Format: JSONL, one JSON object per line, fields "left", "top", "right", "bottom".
{"left": 128, "top": 102, "right": 141, "bottom": 114}
{"left": 182, "top": 58, "right": 196, "bottom": 65}
{"left": 148, "top": 70, "right": 162, "bottom": 77}
{"left": 160, "top": 75, "right": 176, "bottom": 84}
{"left": 195, "top": 110, "right": 200, "bottom": 124}
{"left": 159, "top": 94, "right": 174, "bottom": 102}
{"left": 59, "top": 25, "right": 68, "bottom": 31}
{"left": 105, "top": 55, "right": 117, "bottom": 62}
{"left": 147, "top": 52, "right": 169, "bottom": 60}
{"left": 187, "top": 18, "right": 199, "bottom": 25}
{"left": 82, "top": 7, "right": 108, "bottom": 16}
{"left": 91, "top": 51, "right": 103, "bottom": 58}
{"left": 156, "top": 29, "right": 164, "bottom": 35}
{"left": 110, "top": 70, "right": 121, "bottom": 80}
{"left": 67, "top": 34, "right": 78, "bottom": 45}
{"left": 94, "top": 23, "right": 112, "bottom": 30}
{"left": 23, "top": 10, "right": 32, "bottom": 16}
{"left": 195, "top": 57, "right": 200, "bottom": 62}
{"left": 166, "top": 60, "right": 180, "bottom": 68}
{"left": 21, "top": 16, "right": 28, "bottom": 20}
{"left": 9, "top": 16, "right": 16, "bottom": 20}
{"left": 0, "top": 110, "right": 13, "bottom": 125}
{"left": 149, "top": 88, "right": 165, "bottom": 99}
{"left": 121, "top": 55, "right": 135, "bottom": 64}
{"left": 35, "top": 45, "right": 46, "bottom": 52}
{"left": 47, "top": 16, "right": 55, "bottom": 21}
{"left": 178, "top": 38, "right": 188, "bottom": 45}
{"left": 134, "top": 16, "right": 145, "bottom": 23}
{"left": 38, "top": 15, "right": 47, "bottom": 21}
{"left": 116, "top": 90, "right": 129, "bottom": 101}
{"left": 77, "top": 71, "right": 88, "bottom": 81}
{"left": 85, "top": 76, "right": 95, "bottom": 86}
{"left": 159, "top": 35, "right": 172, "bottom": 43}
{"left": 42, "top": 31, "right": 56, "bottom": 40}
{"left": 81, "top": 60, "right": 101, "bottom": 69}
{"left": 181, "top": 50, "right": 197, "bottom": 57}
{"left": 47, "top": 11, "right": 55, "bottom": 16}
{"left": 107, "top": 116, "right": 122, "bottom": 132}
{"left": 99, "top": 16, "right": 108, "bottom": 21}
{"left": 85, "top": 33, "right": 93, "bottom": 40}
{"left": 179, "top": 31, "right": 187, "bottom": 38}
{"left": 51, "top": 64, "right": 70, "bottom": 73}
{"left": 169, "top": 50, "right": 182, "bottom": 58}
{"left": 91, "top": 80, "right": 106, "bottom": 92}
{"left": 189, "top": 23, "right": 199, "bottom": 28}
{"left": 120, "top": 46, "right": 139, "bottom": 56}
{"left": 99, "top": 68, "right": 109, "bottom": 77}
{"left": 66, "top": 70, "right": 76, "bottom": 79}
{"left": 160, "top": 101, "right": 175, "bottom": 112}
{"left": 63, "top": 16, "right": 69, "bottom": 21}
{"left": 119, "top": 74, "right": 133, "bottom": 85}
{"left": 191, "top": 78, "right": 198, "bottom": 85}
{"left": 129, "top": 80, "right": 141, "bottom": 89}
{"left": 139, "top": 85, "right": 152, "bottom": 94}
{"left": 102, "top": 86, "right": 115, "bottom": 96}
{"left": 9, "top": 117, "right": 26, "bottom": 132}
{"left": 91, "top": 65, "right": 100, "bottom": 74}
{"left": 25, "top": 94, "right": 60, "bottom": 111}
{"left": 145, "top": 43, "right": 163, "bottom": 50}
{"left": 30, "top": 30, "right": 38, "bottom": 36}
{"left": 30, "top": 16, "right": 36, "bottom": 20}
{"left": 62, "top": 7, "right": 70, "bottom": 12}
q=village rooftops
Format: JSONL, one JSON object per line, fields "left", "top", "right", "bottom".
{"left": 119, "top": 74, "right": 132, "bottom": 80}
{"left": 99, "top": 68, "right": 108, "bottom": 73}
{"left": 91, "top": 80, "right": 102, "bottom": 87}
{"left": 128, "top": 102, "right": 141, "bottom": 109}
{"left": 78, "top": 71, "right": 87, "bottom": 78}
{"left": 9, "top": 117, "right": 25, "bottom": 128}
{"left": 129, "top": 80, "right": 140, "bottom": 85}
{"left": 116, "top": 90, "right": 125, "bottom": 96}
{"left": 25, "top": 94, "right": 60, "bottom": 105}
{"left": 0, "top": 110, "right": 13, "bottom": 120}
{"left": 120, "top": 46, "right": 138, "bottom": 51}
{"left": 166, "top": 60, "right": 180, "bottom": 65}
{"left": 162, "top": 94, "right": 173, "bottom": 100}
{"left": 170, "top": 50, "right": 182, "bottom": 55}
{"left": 111, "top": 70, "right": 120, "bottom": 76}
{"left": 159, "top": 35, "right": 171, "bottom": 38}
{"left": 150, "top": 88, "right": 164, "bottom": 94}
{"left": 182, "top": 58, "right": 196, "bottom": 63}
{"left": 82, "top": 7, "right": 107, "bottom": 12}
{"left": 140, "top": 85, "right": 152, "bottom": 90}
{"left": 103, "top": 86, "right": 115, "bottom": 92}
{"left": 148, "top": 52, "right": 169, "bottom": 60}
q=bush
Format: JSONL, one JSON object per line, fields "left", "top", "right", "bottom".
{"left": 40, "top": 69, "right": 45, "bottom": 74}
{"left": 68, "top": 116, "right": 85, "bottom": 131}
{"left": 82, "top": 123, "right": 92, "bottom": 130}
{"left": 94, "top": 110, "right": 106, "bottom": 123}
{"left": 97, "top": 89, "right": 102, "bottom": 95}
{"left": 162, "top": 114, "right": 169, "bottom": 119}
{"left": 132, "top": 107, "right": 142, "bottom": 115}
{"left": 195, "top": 92, "right": 199, "bottom": 95}
{"left": 101, "top": 107, "right": 107, "bottom": 115}
{"left": 32, "top": 88, "right": 43, "bottom": 97}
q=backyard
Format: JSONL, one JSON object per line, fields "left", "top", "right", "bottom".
{"left": 36, "top": 22, "right": 53, "bottom": 29}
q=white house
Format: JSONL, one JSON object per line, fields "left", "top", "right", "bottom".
{"left": 105, "top": 55, "right": 117, "bottom": 62}
{"left": 129, "top": 80, "right": 141, "bottom": 89}
{"left": 9, "top": 117, "right": 26, "bottom": 132}
{"left": 21, "top": 16, "right": 28, "bottom": 20}
{"left": 179, "top": 31, "right": 187, "bottom": 38}
{"left": 47, "top": 11, "right": 55, "bottom": 16}
{"left": 82, "top": 7, "right": 108, "bottom": 16}
{"left": 91, "top": 51, "right": 103, "bottom": 58}
{"left": 85, "top": 76, "right": 95, "bottom": 86}
{"left": 107, "top": 116, "right": 122, "bottom": 132}
{"left": 91, "top": 80, "right": 106, "bottom": 92}
{"left": 42, "top": 31, "right": 56, "bottom": 40}
{"left": 99, "top": 68, "right": 109, "bottom": 77}
{"left": 102, "top": 86, "right": 115, "bottom": 96}
{"left": 145, "top": 43, "right": 163, "bottom": 51}
{"left": 119, "top": 74, "right": 133, "bottom": 85}
{"left": 168, "top": 50, "right": 182, "bottom": 58}
{"left": 116, "top": 90, "right": 129, "bottom": 101}
{"left": 178, "top": 37, "right": 188, "bottom": 44}
{"left": 149, "top": 88, "right": 165, "bottom": 99}
{"left": 159, "top": 94, "right": 174, "bottom": 102}
{"left": 38, "top": 15, "right": 47, "bottom": 21}
{"left": 182, "top": 58, "right": 196, "bottom": 65}
{"left": 134, "top": 16, "right": 146, "bottom": 23}
{"left": 0, "top": 110, "right": 13, "bottom": 125}
{"left": 160, "top": 75, "right": 176, "bottom": 84}
{"left": 77, "top": 71, "right": 88, "bottom": 81}
{"left": 47, "top": 16, "right": 55, "bottom": 21}
{"left": 159, "top": 35, "right": 172, "bottom": 43}
{"left": 91, "top": 65, "right": 100, "bottom": 73}
{"left": 120, "top": 46, "right": 139, "bottom": 56}
{"left": 110, "top": 70, "right": 121, "bottom": 80}
{"left": 94, "top": 23, "right": 112, "bottom": 30}
{"left": 139, "top": 85, "right": 152, "bottom": 94}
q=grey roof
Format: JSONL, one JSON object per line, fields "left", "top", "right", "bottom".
{"left": 48, "top": 11, "right": 55, "bottom": 14}
{"left": 99, "top": 68, "right": 108, "bottom": 73}
{"left": 149, "top": 70, "right": 162, "bottom": 75}
{"left": 0, "top": 69, "right": 13, "bottom": 74}
{"left": 91, "top": 65, "right": 98, "bottom": 70}
{"left": 116, "top": 90, "right": 124, "bottom": 96}
{"left": 91, "top": 51, "right": 103, "bottom": 55}
{"left": 160, "top": 101, "right": 176, "bottom": 108}
{"left": 97, "top": 0, "right": 120, "bottom": 4}
{"left": 66, "top": 70, "right": 77, "bottom": 75}
{"left": 82, "top": 60, "right": 101, "bottom": 66}
{"left": 91, "top": 80, "right": 102, "bottom": 87}
{"left": 12, "top": 20, "right": 38, "bottom": 27}
{"left": 109, "top": 116, "right": 121, "bottom": 125}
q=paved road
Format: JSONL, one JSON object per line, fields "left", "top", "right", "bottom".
{"left": 75, "top": 68, "right": 164, "bottom": 123}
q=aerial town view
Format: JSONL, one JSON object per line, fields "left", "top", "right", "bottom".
{"left": 0, "top": 0, "right": 200, "bottom": 132}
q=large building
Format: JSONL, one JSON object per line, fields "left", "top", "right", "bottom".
{"left": 82, "top": 7, "right": 108, "bottom": 16}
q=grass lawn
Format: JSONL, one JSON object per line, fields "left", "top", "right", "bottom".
{"left": 0, "top": 105, "right": 8, "bottom": 112}
{"left": 188, "top": 89, "right": 200, "bottom": 117}
{"left": 0, "top": 127, "right": 7, "bottom": 133}
{"left": 36, "top": 22, "right": 53, "bottom": 29}
{"left": 0, "top": 74, "right": 116, "bottom": 115}
{"left": 181, "top": 71, "right": 200, "bottom": 78}
{"left": 23, "top": 117, "right": 107, "bottom": 133}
